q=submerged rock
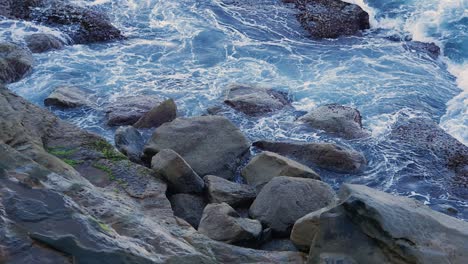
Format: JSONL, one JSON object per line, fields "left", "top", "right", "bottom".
{"left": 133, "top": 98, "right": 177, "bottom": 129}
{"left": 299, "top": 104, "right": 369, "bottom": 139}
{"left": 105, "top": 95, "right": 162, "bottom": 126}
{"left": 242, "top": 151, "right": 320, "bottom": 190}
{"left": 169, "top": 193, "right": 206, "bottom": 228}
{"left": 44, "top": 86, "right": 92, "bottom": 108}
{"left": 0, "top": 42, "right": 33, "bottom": 83}
{"left": 249, "top": 176, "right": 336, "bottom": 237}
{"left": 204, "top": 175, "right": 257, "bottom": 207}
{"left": 114, "top": 126, "right": 144, "bottom": 163}
{"left": 25, "top": 33, "right": 64, "bottom": 53}
{"left": 253, "top": 140, "right": 366, "bottom": 173}
{"left": 144, "top": 116, "right": 250, "bottom": 179}
{"left": 404, "top": 41, "right": 440, "bottom": 59}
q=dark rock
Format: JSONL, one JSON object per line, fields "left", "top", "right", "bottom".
{"left": 224, "top": 84, "right": 290, "bottom": 116}
{"left": 249, "top": 176, "right": 336, "bottom": 237}
{"left": 105, "top": 95, "right": 162, "bottom": 126}
{"left": 169, "top": 193, "right": 206, "bottom": 228}
{"left": 0, "top": 42, "right": 33, "bottom": 83}
{"left": 242, "top": 151, "right": 320, "bottom": 190}
{"left": 151, "top": 149, "right": 205, "bottom": 194}
{"left": 204, "top": 175, "right": 257, "bottom": 207}
{"left": 404, "top": 41, "right": 440, "bottom": 59}
{"left": 144, "top": 116, "right": 250, "bottom": 179}
{"left": 25, "top": 33, "right": 64, "bottom": 53}
{"left": 253, "top": 140, "right": 366, "bottom": 173}
{"left": 114, "top": 126, "right": 144, "bottom": 163}
{"left": 260, "top": 239, "right": 299, "bottom": 252}
{"left": 44, "top": 86, "right": 91, "bottom": 108}
{"left": 299, "top": 104, "right": 369, "bottom": 139}
{"left": 133, "top": 98, "right": 177, "bottom": 129}
{"left": 198, "top": 203, "right": 262, "bottom": 245}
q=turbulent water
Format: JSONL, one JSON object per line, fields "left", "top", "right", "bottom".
{"left": 2, "top": 0, "right": 467, "bottom": 218}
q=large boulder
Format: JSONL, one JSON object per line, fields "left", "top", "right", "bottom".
{"left": 0, "top": 42, "right": 33, "bottom": 83}
{"left": 44, "top": 86, "right": 92, "bottom": 108}
{"left": 299, "top": 104, "right": 369, "bottom": 139}
{"left": 204, "top": 175, "right": 257, "bottom": 207}
{"left": 133, "top": 98, "right": 177, "bottom": 129}
{"left": 198, "top": 203, "right": 262, "bottom": 245}
{"left": 105, "top": 95, "right": 162, "bottom": 126}
{"left": 144, "top": 116, "right": 250, "bottom": 179}
{"left": 151, "top": 149, "right": 205, "bottom": 194}
{"left": 249, "top": 176, "right": 336, "bottom": 237}
{"left": 169, "top": 193, "right": 206, "bottom": 228}
{"left": 224, "top": 84, "right": 290, "bottom": 116}
{"left": 253, "top": 140, "right": 366, "bottom": 173}
{"left": 242, "top": 151, "right": 320, "bottom": 190}
{"left": 114, "top": 126, "right": 144, "bottom": 163}
{"left": 24, "top": 33, "right": 64, "bottom": 53}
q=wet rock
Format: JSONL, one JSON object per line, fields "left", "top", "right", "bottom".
{"left": 114, "top": 126, "right": 144, "bottom": 163}
{"left": 198, "top": 203, "right": 262, "bottom": 245}
{"left": 299, "top": 104, "right": 369, "bottom": 139}
{"left": 260, "top": 239, "right": 299, "bottom": 252}
{"left": 151, "top": 149, "right": 205, "bottom": 194}
{"left": 133, "top": 98, "right": 177, "bottom": 128}
{"left": 204, "top": 175, "right": 257, "bottom": 207}
{"left": 144, "top": 116, "right": 250, "bottom": 179}
{"left": 242, "top": 151, "right": 320, "bottom": 190}
{"left": 253, "top": 140, "right": 366, "bottom": 173}
{"left": 44, "top": 86, "right": 91, "bottom": 108}
{"left": 0, "top": 42, "right": 33, "bottom": 83}
{"left": 169, "top": 193, "right": 206, "bottom": 228}
{"left": 249, "top": 176, "right": 336, "bottom": 237}
{"left": 105, "top": 95, "right": 162, "bottom": 126}
{"left": 404, "top": 41, "right": 440, "bottom": 59}
{"left": 224, "top": 84, "right": 290, "bottom": 116}
{"left": 25, "top": 33, "right": 64, "bottom": 53}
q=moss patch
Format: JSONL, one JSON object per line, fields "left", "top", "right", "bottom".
{"left": 91, "top": 140, "right": 126, "bottom": 161}
{"left": 92, "top": 163, "right": 115, "bottom": 181}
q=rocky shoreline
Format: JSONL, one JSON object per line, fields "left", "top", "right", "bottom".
{"left": 1, "top": 0, "right": 468, "bottom": 263}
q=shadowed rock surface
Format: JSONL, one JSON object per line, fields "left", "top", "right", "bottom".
{"left": 204, "top": 175, "right": 257, "bottom": 207}
{"left": 114, "top": 126, "right": 145, "bottom": 163}
{"left": 133, "top": 98, "right": 177, "bottom": 129}
{"left": 170, "top": 193, "right": 207, "bottom": 229}
{"left": 105, "top": 95, "right": 162, "bottom": 126}
{"left": 0, "top": 42, "right": 33, "bottom": 83}
{"left": 25, "top": 33, "right": 64, "bottom": 53}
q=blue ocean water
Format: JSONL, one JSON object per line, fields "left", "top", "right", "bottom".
{"left": 1, "top": 0, "right": 467, "bottom": 217}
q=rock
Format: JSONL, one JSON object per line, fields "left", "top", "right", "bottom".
{"left": 260, "top": 239, "right": 299, "bottom": 252}
{"left": 304, "top": 184, "right": 468, "bottom": 264}
{"left": 44, "top": 86, "right": 91, "bottom": 108}
{"left": 299, "top": 104, "right": 369, "bottom": 139}
{"left": 242, "top": 151, "right": 320, "bottom": 190}
{"left": 249, "top": 176, "right": 336, "bottom": 237}
{"left": 198, "top": 203, "right": 262, "bottom": 245}
{"left": 105, "top": 95, "right": 162, "bottom": 126}
{"left": 253, "top": 140, "right": 366, "bottom": 173}
{"left": 151, "top": 149, "right": 205, "bottom": 194}
{"left": 290, "top": 206, "right": 330, "bottom": 251}
{"left": 133, "top": 98, "right": 177, "bottom": 129}
{"left": 114, "top": 126, "right": 144, "bottom": 163}
{"left": 0, "top": 42, "right": 33, "bottom": 83}
{"left": 169, "top": 193, "right": 206, "bottom": 228}
{"left": 144, "top": 116, "right": 250, "bottom": 179}
{"left": 24, "top": 33, "right": 64, "bottom": 53}
{"left": 224, "top": 84, "right": 290, "bottom": 116}
{"left": 404, "top": 41, "right": 440, "bottom": 59}
{"left": 204, "top": 175, "right": 257, "bottom": 207}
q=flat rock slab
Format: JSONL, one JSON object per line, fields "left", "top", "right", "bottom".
{"left": 0, "top": 42, "right": 33, "bottom": 83}
{"left": 25, "top": 33, "right": 64, "bottom": 53}
{"left": 44, "top": 86, "right": 92, "bottom": 108}
{"left": 204, "top": 175, "right": 257, "bottom": 207}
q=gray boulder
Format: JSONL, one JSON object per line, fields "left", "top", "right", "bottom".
{"left": 299, "top": 104, "right": 369, "bottom": 139}
{"left": 249, "top": 176, "right": 336, "bottom": 236}
{"left": 144, "top": 116, "right": 250, "bottom": 179}
{"left": 204, "top": 175, "right": 256, "bottom": 207}
{"left": 260, "top": 239, "right": 299, "bottom": 252}
{"left": 44, "top": 86, "right": 91, "bottom": 108}
{"left": 169, "top": 193, "right": 206, "bottom": 228}
{"left": 224, "top": 84, "right": 290, "bottom": 116}
{"left": 133, "top": 98, "right": 177, "bottom": 128}
{"left": 105, "top": 95, "right": 162, "bottom": 126}
{"left": 198, "top": 203, "right": 262, "bottom": 245}
{"left": 242, "top": 151, "right": 320, "bottom": 190}
{"left": 25, "top": 33, "right": 64, "bottom": 53}
{"left": 114, "top": 126, "right": 144, "bottom": 163}
{"left": 0, "top": 42, "right": 33, "bottom": 83}
{"left": 151, "top": 149, "right": 205, "bottom": 194}
{"left": 253, "top": 140, "right": 366, "bottom": 173}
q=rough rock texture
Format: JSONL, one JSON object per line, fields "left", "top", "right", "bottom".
{"left": 0, "top": 42, "right": 33, "bottom": 83}
{"left": 105, "top": 95, "right": 162, "bottom": 126}
{"left": 242, "top": 151, "right": 320, "bottom": 190}
{"left": 404, "top": 41, "right": 440, "bottom": 59}
{"left": 114, "top": 126, "right": 144, "bottom": 163}
{"left": 290, "top": 206, "right": 330, "bottom": 251}
{"left": 260, "top": 239, "right": 299, "bottom": 252}
{"left": 204, "top": 175, "right": 257, "bottom": 207}
{"left": 224, "top": 84, "right": 290, "bottom": 116}
{"left": 253, "top": 140, "right": 366, "bottom": 173}
{"left": 198, "top": 203, "right": 263, "bottom": 245}
{"left": 284, "top": 0, "right": 370, "bottom": 39}
{"left": 169, "top": 193, "right": 206, "bottom": 229}
{"left": 151, "top": 149, "right": 205, "bottom": 194}
{"left": 304, "top": 184, "right": 468, "bottom": 264}
{"left": 44, "top": 86, "right": 91, "bottom": 108}
{"left": 249, "top": 176, "right": 336, "bottom": 237}
{"left": 133, "top": 98, "right": 177, "bottom": 129}
{"left": 144, "top": 116, "right": 250, "bottom": 179}
{"left": 0, "top": 0, "right": 123, "bottom": 44}
{"left": 0, "top": 85, "right": 306, "bottom": 263}
{"left": 25, "top": 33, "right": 64, "bottom": 53}
{"left": 299, "top": 104, "right": 369, "bottom": 139}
